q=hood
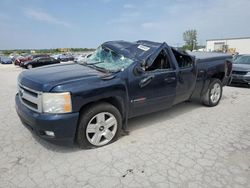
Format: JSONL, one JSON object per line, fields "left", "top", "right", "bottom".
{"left": 233, "top": 63, "right": 250, "bottom": 72}
{"left": 18, "top": 63, "right": 107, "bottom": 92}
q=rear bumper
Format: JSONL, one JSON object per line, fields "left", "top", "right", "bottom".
{"left": 15, "top": 94, "right": 79, "bottom": 144}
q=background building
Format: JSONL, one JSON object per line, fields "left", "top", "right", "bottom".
{"left": 206, "top": 37, "right": 250, "bottom": 54}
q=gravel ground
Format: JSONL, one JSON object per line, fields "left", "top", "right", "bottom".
{"left": 0, "top": 64, "right": 250, "bottom": 188}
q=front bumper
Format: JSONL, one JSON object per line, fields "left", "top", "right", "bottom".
{"left": 15, "top": 94, "right": 79, "bottom": 144}
{"left": 231, "top": 74, "right": 250, "bottom": 85}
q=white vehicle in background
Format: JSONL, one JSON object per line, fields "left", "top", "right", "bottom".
{"left": 9, "top": 53, "right": 18, "bottom": 59}
{"left": 57, "top": 53, "right": 75, "bottom": 62}
{"left": 74, "top": 53, "right": 92, "bottom": 63}
{"left": 51, "top": 54, "right": 61, "bottom": 60}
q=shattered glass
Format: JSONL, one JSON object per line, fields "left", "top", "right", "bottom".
{"left": 85, "top": 46, "right": 133, "bottom": 72}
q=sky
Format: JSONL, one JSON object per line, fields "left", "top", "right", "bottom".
{"left": 0, "top": 0, "right": 250, "bottom": 49}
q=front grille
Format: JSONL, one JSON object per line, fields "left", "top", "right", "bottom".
{"left": 232, "top": 71, "right": 247, "bottom": 75}
{"left": 22, "top": 98, "right": 38, "bottom": 109}
{"left": 19, "top": 84, "right": 42, "bottom": 112}
{"left": 22, "top": 87, "right": 38, "bottom": 97}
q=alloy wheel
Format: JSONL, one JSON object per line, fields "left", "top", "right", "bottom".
{"left": 86, "top": 112, "right": 117, "bottom": 146}
{"left": 210, "top": 83, "right": 221, "bottom": 103}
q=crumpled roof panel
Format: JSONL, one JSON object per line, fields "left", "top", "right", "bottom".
{"left": 102, "top": 40, "right": 166, "bottom": 61}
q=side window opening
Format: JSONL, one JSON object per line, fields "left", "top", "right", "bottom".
{"left": 146, "top": 50, "right": 171, "bottom": 71}
{"left": 172, "top": 49, "right": 193, "bottom": 68}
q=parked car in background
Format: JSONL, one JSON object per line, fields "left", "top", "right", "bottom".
{"left": 57, "top": 54, "right": 75, "bottom": 62}
{"left": 11, "top": 54, "right": 21, "bottom": 62}
{"left": 231, "top": 55, "right": 250, "bottom": 86}
{"left": 233, "top": 54, "right": 244, "bottom": 62}
{"left": 51, "top": 54, "right": 60, "bottom": 60}
{"left": 15, "top": 54, "right": 50, "bottom": 66}
{"left": 0, "top": 56, "right": 13, "bottom": 64}
{"left": 74, "top": 53, "right": 92, "bottom": 63}
{"left": 14, "top": 55, "right": 27, "bottom": 66}
{"left": 9, "top": 53, "right": 19, "bottom": 59}
{"left": 16, "top": 40, "right": 232, "bottom": 148}
{"left": 21, "top": 57, "right": 60, "bottom": 69}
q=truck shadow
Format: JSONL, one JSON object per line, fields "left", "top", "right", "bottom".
{"left": 33, "top": 101, "right": 203, "bottom": 153}
{"left": 31, "top": 134, "right": 80, "bottom": 153}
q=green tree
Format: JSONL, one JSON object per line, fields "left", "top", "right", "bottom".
{"left": 182, "top": 29, "right": 198, "bottom": 51}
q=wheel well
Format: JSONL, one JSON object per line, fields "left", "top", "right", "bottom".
{"left": 79, "top": 97, "right": 125, "bottom": 120}
{"left": 211, "top": 72, "right": 224, "bottom": 81}
{"left": 75, "top": 97, "right": 125, "bottom": 143}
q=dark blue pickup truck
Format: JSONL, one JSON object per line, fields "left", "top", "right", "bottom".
{"left": 15, "top": 40, "right": 232, "bottom": 148}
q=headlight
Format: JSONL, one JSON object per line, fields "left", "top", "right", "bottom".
{"left": 42, "top": 92, "right": 72, "bottom": 113}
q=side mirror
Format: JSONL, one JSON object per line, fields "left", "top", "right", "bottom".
{"left": 134, "top": 65, "right": 145, "bottom": 75}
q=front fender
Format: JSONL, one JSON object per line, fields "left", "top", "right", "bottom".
{"left": 51, "top": 76, "right": 128, "bottom": 113}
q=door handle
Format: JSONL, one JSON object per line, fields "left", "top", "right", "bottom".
{"left": 164, "top": 76, "right": 176, "bottom": 83}
{"left": 139, "top": 75, "right": 154, "bottom": 88}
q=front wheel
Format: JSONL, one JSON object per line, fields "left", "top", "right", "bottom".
{"left": 202, "top": 79, "right": 223, "bottom": 107}
{"left": 76, "top": 102, "right": 122, "bottom": 149}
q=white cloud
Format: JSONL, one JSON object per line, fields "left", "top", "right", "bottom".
{"left": 24, "top": 8, "right": 70, "bottom": 27}
{"left": 123, "top": 4, "right": 134, "bottom": 9}
{"left": 162, "top": 0, "right": 250, "bottom": 41}
{"left": 139, "top": 0, "right": 250, "bottom": 44}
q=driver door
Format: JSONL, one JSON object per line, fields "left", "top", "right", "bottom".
{"left": 128, "top": 52, "right": 177, "bottom": 117}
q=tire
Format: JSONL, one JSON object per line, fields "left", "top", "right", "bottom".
{"left": 202, "top": 79, "right": 223, "bottom": 107}
{"left": 27, "top": 64, "right": 33, "bottom": 69}
{"left": 76, "top": 102, "right": 122, "bottom": 149}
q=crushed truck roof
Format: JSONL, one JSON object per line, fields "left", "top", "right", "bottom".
{"left": 102, "top": 40, "right": 167, "bottom": 61}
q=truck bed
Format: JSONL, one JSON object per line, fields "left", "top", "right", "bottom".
{"left": 188, "top": 52, "right": 232, "bottom": 63}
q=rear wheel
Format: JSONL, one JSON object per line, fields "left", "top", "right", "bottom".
{"left": 202, "top": 79, "right": 222, "bottom": 107}
{"left": 76, "top": 102, "right": 122, "bottom": 149}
